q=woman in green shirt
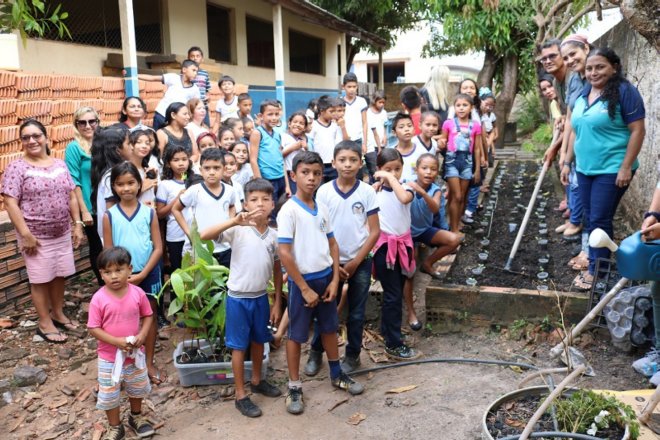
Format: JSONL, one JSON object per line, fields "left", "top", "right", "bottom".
{"left": 64, "top": 106, "right": 103, "bottom": 284}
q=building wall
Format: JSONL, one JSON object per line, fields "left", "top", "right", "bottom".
{"left": 15, "top": 0, "right": 344, "bottom": 92}
{"left": 594, "top": 20, "right": 660, "bottom": 226}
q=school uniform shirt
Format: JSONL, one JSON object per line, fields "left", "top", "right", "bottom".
{"left": 277, "top": 196, "right": 334, "bottom": 279}
{"left": 309, "top": 119, "right": 343, "bottom": 164}
{"left": 232, "top": 166, "right": 253, "bottom": 187}
{"left": 367, "top": 107, "right": 388, "bottom": 152}
{"left": 155, "top": 179, "right": 189, "bottom": 242}
{"left": 343, "top": 96, "right": 368, "bottom": 141}
{"left": 410, "top": 181, "right": 441, "bottom": 237}
{"left": 256, "top": 126, "right": 284, "bottom": 180}
{"left": 377, "top": 185, "right": 413, "bottom": 236}
{"left": 227, "top": 180, "right": 244, "bottom": 212}
{"left": 155, "top": 73, "right": 201, "bottom": 117}
{"left": 96, "top": 169, "right": 115, "bottom": 241}
{"left": 412, "top": 135, "right": 438, "bottom": 156}
{"left": 106, "top": 203, "right": 154, "bottom": 272}
{"left": 317, "top": 180, "right": 379, "bottom": 264}
{"left": 398, "top": 145, "right": 427, "bottom": 183}
{"left": 221, "top": 226, "right": 278, "bottom": 298}
{"left": 481, "top": 112, "right": 496, "bottom": 133}
{"left": 215, "top": 96, "right": 239, "bottom": 122}
{"left": 179, "top": 182, "right": 236, "bottom": 254}
{"left": 571, "top": 82, "right": 645, "bottom": 176}
{"left": 282, "top": 131, "right": 306, "bottom": 171}
{"left": 138, "top": 167, "right": 158, "bottom": 207}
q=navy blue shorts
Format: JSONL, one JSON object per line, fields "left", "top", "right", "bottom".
{"left": 413, "top": 227, "right": 441, "bottom": 246}
{"left": 287, "top": 272, "right": 338, "bottom": 343}
{"left": 225, "top": 295, "right": 273, "bottom": 350}
{"left": 135, "top": 264, "right": 162, "bottom": 297}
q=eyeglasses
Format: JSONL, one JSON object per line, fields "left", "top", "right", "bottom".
{"left": 76, "top": 119, "right": 99, "bottom": 128}
{"left": 538, "top": 53, "right": 559, "bottom": 63}
{"left": 20, "top": 133, "right": 44, "bottom": 142}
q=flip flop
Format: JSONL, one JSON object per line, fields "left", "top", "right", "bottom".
{"left": 51, "top": 317, "right": 78, "bottom": 332}
{"left": 148, "top": 368, "right": 168, "bottom": 385}
{"left": 420, "top": 268, "right": 444, "bottom": 280}
{"left": 409, "top": 321, "right": 423, "bottom": 331}
{"left": 572, "top": 273, "right": 592, "bottom": 291}
{"left": 36, "top": 328, "right": 67, "bottom": 344}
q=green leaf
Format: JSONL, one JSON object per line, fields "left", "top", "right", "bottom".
{"left": 170, "top": 272, "right": 186, "bottom": 298}
{"left": 33, "top": 0, "right": 45, "bottom": 13}
{"left": 168, "top": 298, "right": 183, "bottom": 317}
{"left": 59, "top": 11, "right": 68, "bottom": 20}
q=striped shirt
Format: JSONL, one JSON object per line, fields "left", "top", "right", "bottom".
{"left": 193, "top": 69, "right": 211, "bottom": 103}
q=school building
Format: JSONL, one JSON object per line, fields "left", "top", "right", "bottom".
{"left": 9, "top": 0, "right": 385, "bottom": 115}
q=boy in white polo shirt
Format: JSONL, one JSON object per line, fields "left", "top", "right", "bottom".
{"left": 308, "top": 95, "right": 348, "bottom": 183}
{"left": 171, "top": 148, "right": 236, "bottom": 267}
{"left": 277, "top": 151, "right": 365, "bottom": 416}
{"left": 200, "top": 178, "right": 282, "bottom": 418}
{"left": 304, "top": 141, "right": 380, "bottom": 375}
{"left": 341, "top": 72, "right": 368, "bottom": 155}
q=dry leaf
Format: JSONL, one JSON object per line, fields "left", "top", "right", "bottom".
{"left": 328, "top": 397, "right": 349, "bottom": 412}
{"left": 505, "top": 418, "right": 525, "bottom": 428}
{"left": 0, "top": 318, "right": 16, "bottom": 329}
{"left": 49, "top": 398, "right": 68, "bottom": 409}
{"left": 509, "top": 365, "right": 523, "bottom": 374}
{"left": 386, "top": 385, "right": 418, "bottom": 394}
{"left": 347, "top": 412, "right": 367, "bottom": 425}
{"left": 504, "top": 401, "right": 515, "bottom": 411}
{"left": 10, "top": 415, "right": 26, "bottom": 432}
{"left": 367, "top": 350, "right": 388, "bottom": 364}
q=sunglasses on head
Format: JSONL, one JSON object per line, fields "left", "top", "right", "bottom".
{"left": 76, "top": 119, "right": 99, "bottom": 127}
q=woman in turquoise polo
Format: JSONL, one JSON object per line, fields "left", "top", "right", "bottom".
{"left": 65, "top": 106, "right": 104, "bottom": 284}
{"left": 561, "top": 47, "right": 646, "bottom": 290}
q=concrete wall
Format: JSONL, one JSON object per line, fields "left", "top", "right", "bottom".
{"left": 594, "top": 20, "right": 660, "bottom": 225}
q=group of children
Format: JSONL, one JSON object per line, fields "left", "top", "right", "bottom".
{"left": 88, "top": 55, "right": 500, "bottom": 437}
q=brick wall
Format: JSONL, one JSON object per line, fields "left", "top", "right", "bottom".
{"left": 593, "top": 20, "right": 660, "bottom": 228}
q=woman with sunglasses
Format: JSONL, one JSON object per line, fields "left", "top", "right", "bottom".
{"left": 65, "top": 107, "right": 103, "bottom": 284}
{"left": 2, "top": 120, "right": 85, "bottom": 344}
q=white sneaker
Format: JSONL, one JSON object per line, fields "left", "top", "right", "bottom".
{"left": 461, "top": 214, "right": 474, "bottom": 224}
{"left": 632, "top": 348, "right": 660, "bottom": 377}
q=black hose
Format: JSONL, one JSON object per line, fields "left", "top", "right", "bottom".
{"left": 499, "top": 432, "right": 604, "bottom": 440}
{"left": 347, "top": 357, "right": 539, "bottom": 376}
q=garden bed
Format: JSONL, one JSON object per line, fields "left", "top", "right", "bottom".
{"left": 445, "top": 160, "right": 577, "bottom": 292}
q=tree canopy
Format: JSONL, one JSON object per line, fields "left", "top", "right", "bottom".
{"left": 0, "top": 0, "right": 70, "bottom": 44}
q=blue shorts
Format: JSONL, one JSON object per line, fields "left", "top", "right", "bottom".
{"left": 444, "top": 152, "right": 473, "bottom": 180}
{"left": 288, "top": 271, "right": 338, "bottom": 343}
{"left": 413, "top": 227, "right": 441, "bottom": 246}
{"left": 225, "top": 295, "right": 273, "bottom": 350}
{"left": 135, "top": 264, "right": 162, "bottom": 297}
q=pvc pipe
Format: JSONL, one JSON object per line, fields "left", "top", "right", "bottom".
{"left": 550, "top": 277, "right": 630, "bottom": 358}
{"left": 348, "top": 357, "right": 538, "bottom": 377}
{"left": 518, "top": 367, "right": 569, "bottom": 389}
{"left": 518, "top": 365, "right": 587, "bottom": 440}
{"left": 504, "top": 160, "right": 550, "bottom": 271}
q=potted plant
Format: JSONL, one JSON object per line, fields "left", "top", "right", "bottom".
{"left": 159, "top": 222, "right": 270, "bottom": 387}
{"left": 482, "top": 385, "right": 640, "bottom": 439}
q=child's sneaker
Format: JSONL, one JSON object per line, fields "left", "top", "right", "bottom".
{"left": 127, "top": 412, "right": 154, "bottom": 438}
{"left": 250, "top": 380, "right": 282, "bottom": 397}
{"left": 632, "top": 348, "right": 660, "bottom": 377}
{"left": 235, "top": 396, "right": 262, "bottom": 418}
{"left": 102, "top": 424, "right": 125, "bottom": 440}
{"left": 385, "top": 344, "right": 421, "bottom": 361}
{"left": 303, "top": 349, "right": 323, "bottom": 376}
{"left": 331, "top": 372, "right": 365, "bottom": 395}
{"left": 461, "top": 213, "right": 474, "bottom": 224}
{"left": 340, "top": 355, "right": 361, "bottom": 374}
{"left": 285, "top": 387, "right": 304, "bottom": 415}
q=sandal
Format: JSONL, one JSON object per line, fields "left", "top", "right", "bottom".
{"left": 571, "top": 253, "right": 589, "bottom": 271}
{"left": 36, "top": 327, "right": 67, "bottom": 344}
{"left": 572, "top": 272, "right": 593, "bottom": 291}
{"left": 51, "top": 317, "right": 79, "bottom": 332}
{"left": 148, "top": 368, "right": 168, "bottom": 385}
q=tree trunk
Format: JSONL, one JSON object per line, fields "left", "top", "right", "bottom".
{"left": 346, "top": 42, "right": 358, "bottom": 73}
{"left": 495, "top": 52, "right": 518, "bottom": 149}
{"left": 616, "top": 0, "right": 660, "bottom": 52}
{"left": 477, "top": 48, "right": 498, "bottom": 89}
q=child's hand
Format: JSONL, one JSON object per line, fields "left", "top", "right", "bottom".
{"left": 339, "top": 260, "right": 357, "bottom": 281}
{"left": 362, "top": 141, "right": 367, "bottom": 155}
{"left": 438, "top": 139, "right": 447, "bottom": 150}
{"left": 371, "top": 180, "right": 383, "bottom": 192}
{"left": 373, "top": 170, "right": 394, "bottom": 186}
{"left": 472, "top": 170, "right": 481, "bottom": 185}
{"left": 301, "top": 286, "right": 319, "bottom": 308}
{"left": 336, "top": 117, "right": 345, "bottom": 128}
{"left": 322, "top": 280, "right": 339, "bottom": 303}
{"left": 115, "top": 336, "right": 132, "bottom": 351}
{"left": 406, "top": 181, "right": 422, "bottom": 194}
{"left": 234, "top": 210, "right": 259, "bottom": 226}
{"left": 128, "top": 273, "right": 145, "bottom": 285}
{"left": 132, "top": 333, "right": 146, "bottom": 349}
{"left": 641, "top": 216, "right": 659, "bottom": 242}
{"left": 269, "top": 302, "right": 282, "bottom": 327}
{"left": 285, "top": 186, "right": 292, "bottom": 198}
{"left": 143, "top": 178, "right": 157, "bottom": 193}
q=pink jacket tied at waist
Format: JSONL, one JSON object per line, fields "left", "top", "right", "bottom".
{"left": 374, "top": 230, "right": 416, "bottom": 278}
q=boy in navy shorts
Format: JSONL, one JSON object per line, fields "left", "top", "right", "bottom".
{"left": 200, "top": 178, "right": 282, "bottom": 418}
{"left": 277, "top": 151, "right": 365, "bottom": 415}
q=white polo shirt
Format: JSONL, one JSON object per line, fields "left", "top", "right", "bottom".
{"left": 367, "top": 107, "right": 388, "bottom": 152}
{"left": 222, "top": 226, "right": 278, "bottom": 298}
{"left": 412, "top": 135, "right": 438, "bottom": 156}
{"left": 398, "top": 144, "right": 427, "bottom": 183}
{"left": 277, "top": 196, "right": 334, "bottom": 279}
{"left": 155, "top": 73, "right": 200, "bottom": 117}
{"left": 377, "top": 185, "right": 413, "bottom": 236}
{"left": 155, "top": 179, "right": 189, "bottom": 242}
{"left": 179, "top": 182, "right": 236, "bottom": 253}
{"left": 317, "top": 180, "right": 379, "bottom": 264}
{"left": 215, "top": 96, "right": 239, "bottom": 122}
{"left": 309, "top": 119, "right": 343, "bottom": 164}
{"left": 343, "top": 96, "right": 368, "bottom": 141}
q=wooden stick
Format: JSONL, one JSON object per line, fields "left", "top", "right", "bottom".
{"left": 639, "top": 383, "right": 660, "bottom": 425}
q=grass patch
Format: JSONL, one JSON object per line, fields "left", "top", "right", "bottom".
{"left": 521, "top": 123, "right": 553, "bottom": 157}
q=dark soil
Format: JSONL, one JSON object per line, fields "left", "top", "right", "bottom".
{"left": 486, "top": 392, "right": 626, "bottom": 439}
{"left": 446, "top": 160, "right": 578, "bottom": 291}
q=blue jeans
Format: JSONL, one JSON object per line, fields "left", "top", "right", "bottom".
{"left": 268, "top": 176, "right": 286, "bottom": 222}
{"left": 311, "top": 258, "right": 372, "bottom": 359}
{"left": 652, "top": 281, "right": 660, "bottom": 351}
{"left": 373, "top": 245, "right": 407, "bottom": 348}
{"left": 323, "top": 163, "right": 338, "bottom": 183}
{"left": 568, "top": 164, "right": 583, "bottom": 225}
{"left": 466, "top": 185, "right": 480, "bottom": 215}
{"left": 576, "top": 172, "right": 631, "bottom": 274}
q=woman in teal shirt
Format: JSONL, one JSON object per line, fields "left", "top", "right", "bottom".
{"left": 561, "top": 48, "right": 646, "bottom": 290}
{"left": 64, "top": 106, "right": 103, "bottom": 284}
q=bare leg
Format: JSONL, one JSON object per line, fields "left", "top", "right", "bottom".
{"left": 106, "top": 407, "right": 121, "bottom": 426}
{"left": 129, "top": 397, "right": 142, "bottom": 414}
{"left": 232, "top": 350, "right": 247, "bottom": 399}
{"left": 320, "top": 332, "right": 339, "bottom": 360}
{"left": 250, "top": 342, "right": 264, "bottom": 385}
{"left": 446, "top": 177, "right": 463, "bottom": 233}
{"left": 272, "top": 308, "right": 289, "bottom": 349}
{"left": 423, "top": 230, "right": 461, "bottom": 273}
{"left": 145, "top": 297, "right": 162, "bottom": 383}
{"left": 32, "top": 282, "right": 65, "bottom": 341}
{"left": 286, "top": 340, "right": 302, "bottom": 381}
{"left": 404, "top": 278, "right": 417, "bottom": 325}
{"left": 48, "top": 277, "right": 77, "bottom": 327}
{"left": 459, "top": 179, "right": 470, "bottom": 225}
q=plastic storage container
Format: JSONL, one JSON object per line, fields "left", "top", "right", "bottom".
{"left": 173, "top": 339, "right": 270, "bottom": 387}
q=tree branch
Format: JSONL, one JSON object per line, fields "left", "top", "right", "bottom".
{"left": 557, "top": 0, "right": 596, "bottom": 37}
{"left": 544, "top": 0, "right": 572, "bottom": 24}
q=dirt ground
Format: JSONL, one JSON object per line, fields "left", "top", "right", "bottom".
{"left": 0, "top": 272, "right": 652, "bottom": 440}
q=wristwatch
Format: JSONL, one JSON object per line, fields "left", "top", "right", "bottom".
{"left": 643, "top": 211, "right": 660, "bottom": 221}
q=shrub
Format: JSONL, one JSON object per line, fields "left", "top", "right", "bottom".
{"left": 515, "top": 92, "right": 546, "bottom": 136}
